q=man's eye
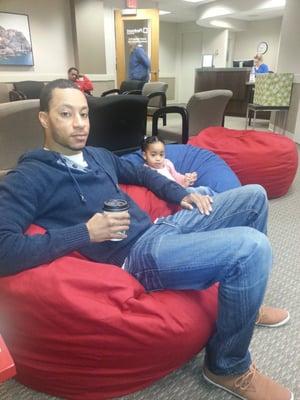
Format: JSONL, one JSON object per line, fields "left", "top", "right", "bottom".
{"left": 61, "top": 111, "right": 71, "bottom": 117}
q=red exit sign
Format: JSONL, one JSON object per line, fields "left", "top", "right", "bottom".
{"left": 126, "top": 0, "right": 137, "bottom": 8}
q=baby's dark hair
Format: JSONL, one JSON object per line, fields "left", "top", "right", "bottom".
{"left": 141, "top": 136, "right": 165, "bottom": 152}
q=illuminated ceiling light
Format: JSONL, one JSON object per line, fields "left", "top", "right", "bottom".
{"left": 159, "top": 10, "right": 171, "bottom": 15}
{"left": 201, "top": 6, "right": 233, "bottom": 19}
{"left": 258, "top": 0, "right": 286, "bottom": 9}
{"left": 183, "top": 0, "right": 206, "bottom": 3}
{"left": 210, "top": 19, "right": 231, "bottom": 28}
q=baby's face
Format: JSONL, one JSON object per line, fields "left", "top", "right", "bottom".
{"left": 143, "top": 142, "right": 165, "bottom": 169}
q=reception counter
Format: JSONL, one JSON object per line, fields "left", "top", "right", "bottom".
{"left": 194, "top": 67, "right": 253, "bottom": 118}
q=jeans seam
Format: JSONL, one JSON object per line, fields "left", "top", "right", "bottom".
{"left": 184, "top": 208, "right": 261, "bottom": 232}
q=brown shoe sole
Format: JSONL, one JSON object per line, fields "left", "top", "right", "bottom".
{"left": 202, "top": 369, "right": 246, "bottom": 399}
{"left": 256, "top": 311, "right": 290, "bottom": 328}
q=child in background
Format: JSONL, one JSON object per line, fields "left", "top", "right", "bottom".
{"left": 141, "top": 136, "right": 216, "bottom": 196}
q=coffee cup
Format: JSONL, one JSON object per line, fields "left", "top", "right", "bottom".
{"left": 103, "top": 199, "right": 129, "bottom": 241}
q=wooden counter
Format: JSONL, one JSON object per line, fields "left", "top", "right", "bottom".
{"left": 194, "top": 68, "right": 253, "bottom": 118}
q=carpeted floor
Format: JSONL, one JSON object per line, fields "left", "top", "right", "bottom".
{"left": 1, "top": 146, "right": 299, "bottom": 400}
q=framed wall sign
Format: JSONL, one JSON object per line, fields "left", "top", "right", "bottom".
{"left": 202, "top": 54, "right": 214, "bottom": 68}
{"left": 0, "top": 12, "right": 34, "bottom": 66}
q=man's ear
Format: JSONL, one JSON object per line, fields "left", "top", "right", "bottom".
{"left": 39, "top": 111, "right": 49, "bottom": 129}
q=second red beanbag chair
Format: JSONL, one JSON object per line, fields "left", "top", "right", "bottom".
{"left": 189, "top": 127, "right": 298, "bottom": 198}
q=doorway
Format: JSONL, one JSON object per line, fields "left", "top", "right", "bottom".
{"left": 114, "top": 9, "right": 159, "bottom": 87}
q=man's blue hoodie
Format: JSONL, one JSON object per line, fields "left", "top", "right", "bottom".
{"left": 0, "top": 146, "right": 187, "bottom": 276}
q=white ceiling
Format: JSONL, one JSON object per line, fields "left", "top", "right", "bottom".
{"left": 133, "top": 0, "right": 285, "bottom": 25}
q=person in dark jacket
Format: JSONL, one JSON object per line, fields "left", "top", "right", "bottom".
{"left": 0, "top": 79, "right": 293, "bottom": 400}
{"left": 128, "top": 42, "right": 150, "bottom": 82}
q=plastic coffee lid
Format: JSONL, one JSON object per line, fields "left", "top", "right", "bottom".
{"left": 103, "top": 199, "right": 129, "bottom": 212}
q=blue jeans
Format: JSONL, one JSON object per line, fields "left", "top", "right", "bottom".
{"left": 186, "top": 185, "right": 217, "bottom": 196}
{"left": 124, "top": 184, "right": 272, "bottom": 376}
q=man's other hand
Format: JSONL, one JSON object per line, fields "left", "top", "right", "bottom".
{"left": 180, "top": 193, "right": 213, "bottom": 215}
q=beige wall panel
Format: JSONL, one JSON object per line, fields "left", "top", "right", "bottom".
{"left": 72, "top": 0, "right": 106, "bottom": 74}
{"left": 91, "top": 80, "right": 115, "bottom": 96}
{"left": 159, "top": 77, "right": 175, "bottom": 101}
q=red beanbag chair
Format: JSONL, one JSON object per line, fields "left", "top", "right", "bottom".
{"left": 189, "top": 127, "right": 298, "bottom": 199}
{"left": 0, "top": 186, "right": 217, "bottom": 400}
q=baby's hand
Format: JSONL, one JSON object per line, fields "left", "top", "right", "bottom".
{"left": 184, "top": 172, "right": 198, "bottom": 186}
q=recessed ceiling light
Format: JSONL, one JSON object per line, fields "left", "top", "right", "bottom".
{"left": 201, "top": 6, "right": 232, "bottom": 19}
{"left": 210, "top": 20, "right": 231, "bottom": 28}
{"left": 258, "top": 0, "right": 286, "bottom": 9}
{"left": 183, "top": 0, "right": 206, "bottom": 3}
{"left": 159, "top": 10, "right": 171, "bottom": 15}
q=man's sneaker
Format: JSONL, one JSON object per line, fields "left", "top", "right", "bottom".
{"left": 203, "top": 363, "right": 293, "bottom": 400}
{"left": 256, "top": 305, "right": 290, "bottom": 327}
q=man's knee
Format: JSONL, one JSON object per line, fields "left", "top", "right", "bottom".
{"left": 242, "top": 184, "right": 267, "bottom": 202}
{"left": 240, "top": 228, "right": 272, "bottom": 276}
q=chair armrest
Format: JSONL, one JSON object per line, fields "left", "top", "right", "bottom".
{"left": 152, "top": 106, "right": 189, "bottom": 144}
{"left": 147, "top": 91, "right": 167, "bottom": 107}
{"left": 9, "top": 89, "right": 27, "bottom": 101}
{"left": 101, "top": 89, "right": 121, "bottom": 97}
{"left": 124, "top": 90, "right": 142, "bottom": 95}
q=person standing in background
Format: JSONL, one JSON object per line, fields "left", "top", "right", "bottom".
{"left": 68, "top": 67, "right": 94, "bottom": 95}
{"left": 128, "top": 41, "right": 151, "bottom": 83}
{"left": 254, "top": 54, "right": 269, "bottom": 74}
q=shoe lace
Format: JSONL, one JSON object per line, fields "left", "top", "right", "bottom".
{"left": 234, "top": 364, "right": 257, "bottom": 391}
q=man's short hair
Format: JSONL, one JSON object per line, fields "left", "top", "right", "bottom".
{"left": 68, "top": 67, "right": 79, "bottom": 74}
{"left": 40, "top": 79, "right": 80, "bottom": 112}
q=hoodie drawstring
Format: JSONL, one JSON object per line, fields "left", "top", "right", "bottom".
{"left": 59, "top": 156, "right": 87, "bottom": 203}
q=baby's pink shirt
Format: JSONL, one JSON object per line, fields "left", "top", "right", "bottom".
{"left": 145, "top": 159, "right": 188, "bottom": 187}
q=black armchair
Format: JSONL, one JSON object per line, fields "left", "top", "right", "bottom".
{"left": 152, "top": 90, "right": 232, "bottom": 144}
{"left": 9, "top": 81, "right": 45, "bottom": 102}
{"left": 129, "top": 82, "right": 168, "bottom": 126}
{"left": 152, "top": 106, "right": 189, "bottom": 144}
{"left": 102, "top": 81, "right": 168, "bottom": 127}
{"left": 101, "top": 80, "right": 145, "bottom": 97}
{"left": 86, "top": 94, "right": 148, "bottom": 155}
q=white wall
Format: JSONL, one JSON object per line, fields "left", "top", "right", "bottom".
{"left": 276, "top": 0, "right": 300, "bottom": 143}
{"left": 202, "top": 28, "right": 228, "bottom": 67}
{"left": 173, "top": 23, "right": 228, "bottom": 103}
{"left": 0, "top": 0, "right": 75, "bottom": 82}
{"left": 159, "top": 22, "right": 177, "bottom": 76}
{"left": 233, "top": 17, "right": 282, "bottom": 71}
{"left": 277, "top": 1, "right": 300, "bottom": 73}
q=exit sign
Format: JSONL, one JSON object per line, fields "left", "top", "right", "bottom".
{"left": 126, "top": 0, "right": 137, "bottom": 8}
